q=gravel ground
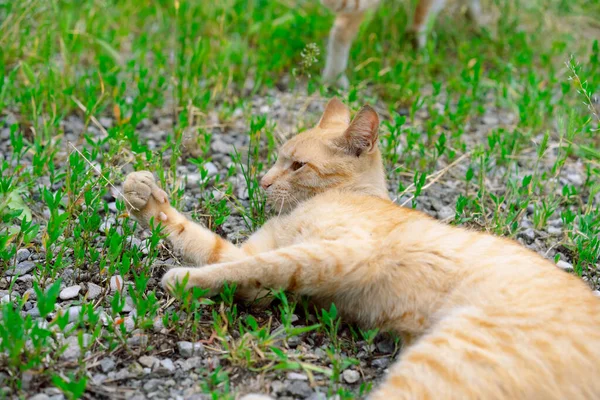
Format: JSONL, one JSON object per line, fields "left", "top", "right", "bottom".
{"left": 1, "top": 87, "right": 598, "bottom": 400}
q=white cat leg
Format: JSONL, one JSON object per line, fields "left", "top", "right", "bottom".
{"left": 322, "top": 12, "right": 365, "bottom": 89}
{"left": 409, "top": 0, "right": 447, "bottom": 49}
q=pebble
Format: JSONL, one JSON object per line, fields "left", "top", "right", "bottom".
{"left": 286, "top": 380, "right": 313, "bottom": 398}
{"left": 177, "top": 341, "right": 205, "bottom": 357}
{"left": 86, "top": 283, "right": 102, "bottom": 299}
{"left": 342, "top": 369, "right": 360, "bottom": 384}
{"left": 371, "top": 357, "right": 391, "bottom": 369}
{"left": 306, "top": 393, "right": 327, "bottom": 400}
{"left": 567, "top": 173, "right": 583, "bottom": 186}
{"left": 122, "top": 296, "right": 135, "bottom": 313}
{"left": 556, "top": 260, "right": 573, "bottom": 272}
{"left": 6, "top": 261, "right": 36, "bottom": 276}
{"left": 92, "top": 373, "right": 107, "bottom": 384}
{"left": 100, "top": 357, "right": 116, "bottom": 373}
{"left": 16, "top": 248, "right": 31, "bottom": 262}
{"left": 143, "top": 379, "right": 162, "bottom": 392}
{"left": 593, "top": 291, "right": 600, "bottom": 297}
{"left": 240, "top": 395, "right": 274, "bottom": 400}
{"left": 110, "top": 275, "right": 125, "bottom": 292}
{"left": 123, "top": 317, "right": 135, "bottom": 332}
{"left": 287, "top": 335, "right": 301, "bottom": 348}
{"left": 376, "top": 337, "right": 395, "bottom": 354}
{"left": 60, "top": 336, "right": 82, "bottom": 361}
{"left": 204, "top": 162, "right": 218, "bottom": 177}
{"left": 67, "top": 306, "right": 82, "bottom": 322}
{"left": 59, "top": 285, "right": 81, "bottom": 300}
{"left": 520, "top": 228, "right": 535, "bottom": 242}
{"left": 139, "top": 356, "right": 160, "bottom": 369}
{"left": 28, "top": 395, "right": 50, "bottom": 400}
{"left": 287, "top": 372, "right": 308, "bottom": 381}
{"left": 160, "top": 358, "right": 176, "bottom": 373}
{"left": 547, "top": 226, "right": 562, "bottom": 235}
{"left": 437, "top": 206, "right": 454, "bottom": 220}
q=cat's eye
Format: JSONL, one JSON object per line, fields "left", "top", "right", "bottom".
{"left": 290, "top": 161, "right": 306, "bottom": 171}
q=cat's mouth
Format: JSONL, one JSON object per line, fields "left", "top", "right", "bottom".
{"left": 266, "top": 191, "right": 303, "bottom": 215}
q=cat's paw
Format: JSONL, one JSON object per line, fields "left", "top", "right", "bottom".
{"left": 161, "top": 267, "right": 220, "bottom": 296}
{"left": 123, "top": 171, "right": 169, "bottom": 227}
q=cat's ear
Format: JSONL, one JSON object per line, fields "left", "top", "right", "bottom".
{"left": 318, "top": 97, "right": 351, "bottom": 129}
{"left": 335, "top": 105, "right": 379, "bottom": 157}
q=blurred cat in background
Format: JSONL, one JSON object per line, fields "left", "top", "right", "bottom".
{"left": 321, "top": 0, "right": 483, "bottom": 87}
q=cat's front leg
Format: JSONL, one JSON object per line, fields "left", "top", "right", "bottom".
{"left": 161, "top": 241, "right": 350, "bottom": 299}
{"left": 123, "top": 171, "right": 245, "bottom": 265}
{"left": 322, "top": 12, "right": 365, "bottom": 89}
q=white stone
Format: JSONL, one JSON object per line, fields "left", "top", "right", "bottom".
{"left": 342, "top": 369, "right": 360, "bottom": 384}
{"left": 59, "top": 285, "right": 81, "bottom": 300}
{"left": 556, "top": 260, "right": 573, "bottom": 271}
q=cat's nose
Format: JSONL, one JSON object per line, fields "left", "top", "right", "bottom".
{"left": 260, "top": 177, "right": 272, "bottom": 190}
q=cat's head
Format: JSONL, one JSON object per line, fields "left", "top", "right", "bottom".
{"left": 260, "top": 98, "right": 388, "bottom": 212}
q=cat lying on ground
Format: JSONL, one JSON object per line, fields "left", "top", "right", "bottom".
{"left": 320, "top": 0, "right": 484, "bottom": 88}
{"left": 124, "top": 98, "right": 600, "bottom": 399}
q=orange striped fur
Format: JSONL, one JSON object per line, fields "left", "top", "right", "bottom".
{"left": 124, "top": 98, "right": 600, "bottom": 399}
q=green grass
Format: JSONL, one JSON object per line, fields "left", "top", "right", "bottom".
{"left": 1, "top": 0, "right": 599, "bottom": 398}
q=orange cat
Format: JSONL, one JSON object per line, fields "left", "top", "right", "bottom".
{"left": 124, "top": 98, "right": 600, "bottom": 399}
{"left": 321, "top": 0, "right": 483, "bottom": 87}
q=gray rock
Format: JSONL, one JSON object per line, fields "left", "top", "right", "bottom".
{"left": 547, "top": 226, "right": 562, "bottom": 235}
{"left": 437, "top": 206, "right": 454, "bottom": 220}
{"left": 177, "top": 341, "right": 205, "bottom": 357}
{"left": 92, "top": 373, "right": 107, "bottom": 384}
{"left": 123, "top": 317, "right": 135, "bottom": 332}
{"left": 372, "top": 357, "right": 390, "bottom": 369}
{"left": 26, "top": 307, "right": 41, "bottom": 318}
{"left": 122, "top": 296, "right": 135, "bottom": 313}
{"left": 287, "top": 372, "right": 308, "bottom": 381}
{"left": 376, "top": 337, "right": 395, "bottom": 354}
{"left": 143, "top": 379, "right": 162, "bottom": 392}
{"left": 67, "top": 306, "right": 82, "bottom": 322}
{"left": 593, "top": 290, "right": 600, "bottom": 297}
{"left": 153, "top": 317, "right": 165, "bottom": 333}
{"left": 139, "top": 356, "right": 160, "bottom": 369}
{"left": 204, "top": 162, "right": 218, "bottom": 177}
{"left": 28, "top": 394, "right": 50, "bottom": 400}
{"left": 6, "top": 261, "right": 36, "bottom": 276}
{"left": 86, "top": 283, "right": 102, "bottom": 299}
{"left": 160, "top": 358, "right": 176, "bottom": 373}
{"left": 110, "top": 275, "right": 125, "bottom": 292}
{"left": 287, "top": 335, "right": 301, "bottom": 348}
{"left": 59, "top": 285, "right": 81, "bottom": 300}
{"left": 175, "top": 357, "right": 203, "bottom": 372}
{"left": 239, "top": 395, "right": 274, "bottom": 400}
{"left": 100, "top": 357, "right": 116, "bottom": 373}
{"left": 567, "top": 173, "right": 583, "bottom": 186}
{"left": 60, "top": 336, "right": 81, "bottom": 361}
{"left": 519, "top": 228, "right": 535, "bottom": 242}
{"left": 556, "top": 260, "right": 573, "bottom": 272}
{"left": 17, "top": 249, "right": 31, "bottom": 262}
{"left": 342, "top": 369, "right": 360, "bottom": 384}
{"left": 286, "top": 380, "right": 313, "bottom": 398}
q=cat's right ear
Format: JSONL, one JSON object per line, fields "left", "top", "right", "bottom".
{"left": 335, "top": 105, "right": 379, "bottom": 157}
{"left": 318, "top": 97, "right": 351, "bottom": 129}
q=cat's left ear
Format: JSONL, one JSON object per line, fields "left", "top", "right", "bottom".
{"left": 318, "top": 97, "right": 351, "bottom": 129}
{"left": 336, "top": 105, "right": 379, "bottom": 157}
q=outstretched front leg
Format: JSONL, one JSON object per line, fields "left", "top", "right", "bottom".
{"left": 162, "top": 241, "right": 354, "bottom": 299}
{"left": 122, "top": 171, "right": 276, "bottom": 265}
